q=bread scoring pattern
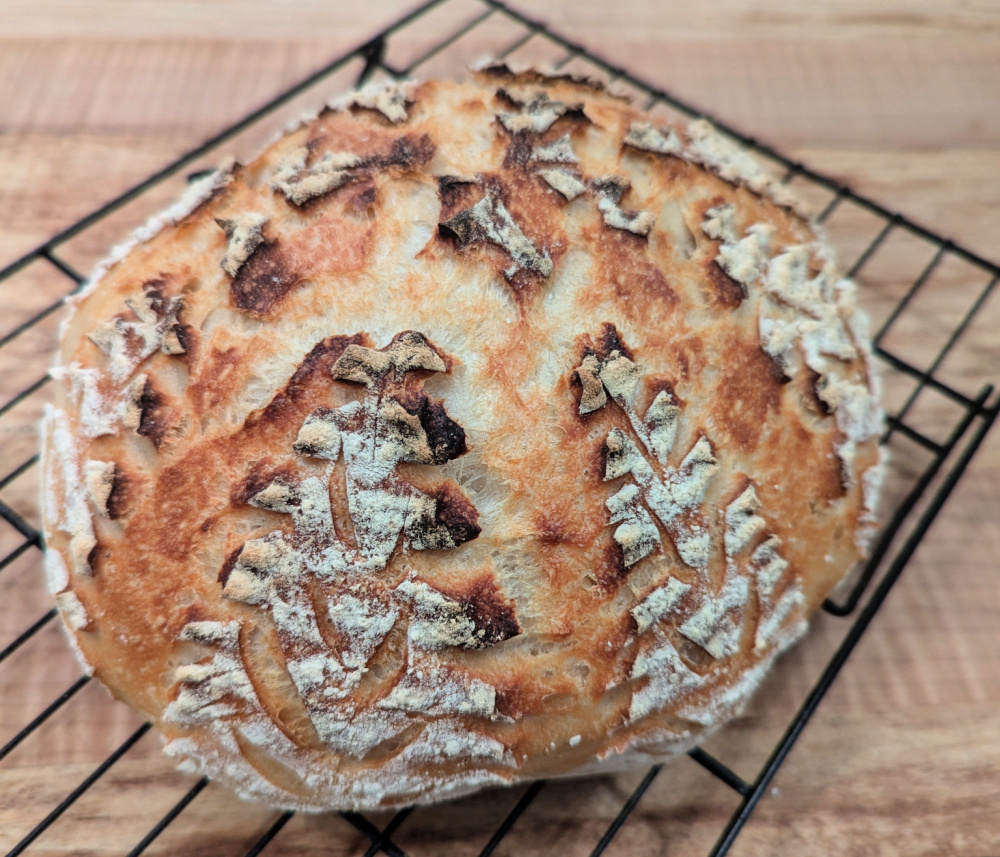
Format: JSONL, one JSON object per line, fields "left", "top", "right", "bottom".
{"left": 40, "top": 68, "right": 885, "bottom": 811}
{"left": 699, "top": 201, "right": 883, "bottom": 516}
{"left": 88, "top": 280, "right": 187, "bottom": 381}
{"left": 170, "top": 330, "right": 518, "bottom": 760}
{"left": 440, "top": 188, "right": 554, "bottom": 280}
{"left": 574, "top": 326, "right": 805, "bottom": 683}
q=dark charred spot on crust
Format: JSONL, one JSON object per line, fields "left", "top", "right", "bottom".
{"left": 592, "top": 178, "right": 656, "bottom": 242}
{"left": 492, "top": 87, "right": 522, "bottom": 110}
{"left": 141, "top": 270, "right": 187, "bottom": 302}
{"left": 568, "top": 364, "right": 585, "bottom": 403}
{"left": 382, "top": 133, "right": 435, "bottom": 171}
{"left": 478, "top": 61, "right": 514, "bottom": 80}
{"left": 599, "top": 436, "right": 620, "bottom": 482}
{"left": 494, "top": 86, "right": 590, "bottom": 124}
{"left": 430, "top": 481, "right": 481, "bottom": 547}
{"left": 173, "top": 323, "right": 196, "bottom": 360}
{"left": 86, "top": 542, "right": 100, "bottom": 576}
{"left": 108, "top": 276, "right": 189, "bottom": 361}
{"left": 179, "top": 170, "right": 233, "bottom": 221}
{"left": 438, "top": 206, "right": 482, "bottom": 248}
{"left": 141, "top": 280, "right": 171, "bottom": 310}
{"left": 704, "top": 259, "right": 745, "bottom": 307}
{"left": 105, "top": 466, "right": 132, "bottom": 520}
{"left": 562, "top": 105, "right": 589, "bottom": 125}
{"left": 436, "top": 176, "right": 481, "bottom": 220}
{"left": 136, "top": 379, "right": 170, "bottom": 450}
{"left": 232, "top": 461, "right": 300, "bottom": 508}
{"left": 494, "top": 686, "right": 533, "bottom": 720}
{"left": 574, "top": 322, "right": 630, "bottom": 372}
{"left": 230, "top": 241, "right": 304, "bottom": 314}
{"left": 464, "top": 579, "right": 520, "bottom": 646}
{"left": 592, "top": 536, "right": 629, "bottom": 588}
{"left": 105, "top": 316, "right": 137, "bottom": 355}
{"left": 590, "top": 322, "right": 634, "bottom": 363}
{"left": 482, "top": 62, "right": 612, "bottom": 97}
{"left": 395, "top": 392, "right": 467, "bottom": 465}
{"left": 293, "top": 133, "right": 435, "bottom": 210}
{"left": 438, "top": 190, "right": 556, "bottom": 297}
{"left": 498, "top": 87, "right": 548, "bottom": 111}
{"left": 218, "top": 545, "right": 245, "bottom": 586}
{"left": 590, "top": 176, "right": 627, "bottom": 203}
{"left": 503, "top": 135, "right": 534, "bottom": 167}
{"left": 574, "top": 321, "right": 635, "bottom": 362}
{"left": 436, "top": 572, "right": 519, "bottom": 646}
{"left": 280, "top": 334, "right": 369, "bottom": 405}
{"left": 762, "top": 343, "right": 792, "bottom": 386}
{"left": 438, "top": 171, "right": 561, "bottom": 305}
{"left": 801, "top": 366, "right": 832, "bottom": 417}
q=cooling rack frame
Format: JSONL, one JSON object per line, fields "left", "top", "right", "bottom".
{"left": 1, "top": 1, "right": 998, "bottom": 855}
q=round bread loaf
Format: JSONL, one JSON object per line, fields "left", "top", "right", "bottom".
{"left": 40, "top": 66, "right": 884, "bottom": 811}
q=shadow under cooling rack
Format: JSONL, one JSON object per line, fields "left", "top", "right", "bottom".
{"left": 1, "top": 1, "right": 999, "bottom": 856}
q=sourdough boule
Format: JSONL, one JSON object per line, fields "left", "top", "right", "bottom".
{"left": 40, "top": 66, "right": 884, "bottom": 811}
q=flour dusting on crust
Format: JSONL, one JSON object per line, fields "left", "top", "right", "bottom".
{"left": 334, "top": 80, "right": 415, "bottom": 124}
{"left": 217, "top": 213, "right": 269, "bottom": 277}
{"left": 272, "top": 148, "right": 364, "bottom": 206}
{"left": 581, "top": 340, "right": 719, "bottom": 573}
{"left": 441, "top": 191, "right": 554, "bottom": 279}
{"left": 41, "top": 69, "right": 883, "bottom": 812}
{"left": 698, "top": 204, "right": 885, "bottom": 484}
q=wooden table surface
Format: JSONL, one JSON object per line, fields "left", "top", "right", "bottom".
{"left": 1, "top": 2, "right": 999, "bottom": 855}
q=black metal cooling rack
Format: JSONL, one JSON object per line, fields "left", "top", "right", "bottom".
{"left": 2, "top": 1, "right": 999, "bottom": 855}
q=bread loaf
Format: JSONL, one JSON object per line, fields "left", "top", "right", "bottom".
{"left": 40, "top": 66, "right": 884, "bottom": 810}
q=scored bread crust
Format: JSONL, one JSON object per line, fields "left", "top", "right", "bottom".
{"left": 40, "top": 66, "right": 884, "bottom": 811}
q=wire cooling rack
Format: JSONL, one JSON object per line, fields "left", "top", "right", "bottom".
{"left": 1, "top": 1, "right": 998, "bottom": 855}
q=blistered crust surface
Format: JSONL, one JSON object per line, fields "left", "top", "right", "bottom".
{"left": 41, "top": 70, "right": 882, "bottom": 811}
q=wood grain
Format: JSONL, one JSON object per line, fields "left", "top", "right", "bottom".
{"left": 1, "top": 1, "right": 998, "bottom": 854}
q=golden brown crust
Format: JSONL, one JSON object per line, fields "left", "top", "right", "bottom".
{"left": 40, "top": 72, "right": 883, "bottom": 811}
